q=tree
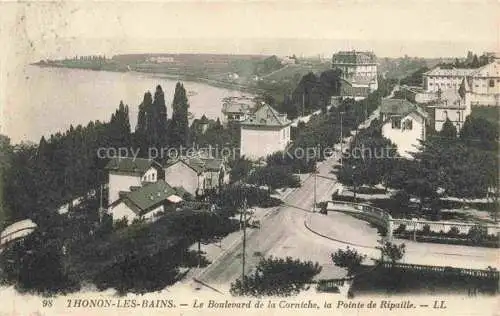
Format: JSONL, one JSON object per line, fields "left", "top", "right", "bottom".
{"left": 230, "top": 256, "right": 321, "bottom": 297}
{"left": 440, "top": 118, "right": 457, "bottom": 139}
{"left": 134, "top": 92, "right": 153, "bottom": 156}
{"left": 170, "top": 82, "right": 190, "bottom": 148}
{"left": 151, "top": 85, "right": 169, "bottom": 149}
{"left": 173, "top": 210, "right": 222, "bottom": 267}
{"left": 460, "top": 116, "right": 498, "bottom": 150}
{"left": 247, "top": 165, "right": 301, "bottom": 193}
{"left": 229, "top": 156, "right": 253, "bottom": 183}
{"left": 0, "top": 135, "right": 13, "bottom": 229}
{"left": 377, "top": 241, "right": 406, "bottom": 265}
{"left": 471, "top": 55, "right": 480, "bottom": 68}
{"left": 331, "top": 247, "right": 366, "bottom": 276}
{"left": 108, "top": 101, "right": 132, "bottom": 148}
{"left": 400, "top": 67, "right": 429, "bottom": 87}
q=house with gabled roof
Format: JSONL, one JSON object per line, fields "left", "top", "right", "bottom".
{"left": 107, "top": 180, "right": 185, "bottom": 224}
{"left": 239, "top": 103, "right": 292, "bottom": 159}
{"left": 163, "top": 156, "right": 229, "bottom": 197}
{"left": 104, "top": 157, "right": 164, "bottom": 206}
{"left": 380, "top": 99, "right": 428, "bottom": 159}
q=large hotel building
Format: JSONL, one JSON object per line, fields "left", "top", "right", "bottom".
{"left": 332, "top": 50, "right": 378, "bottom": 100}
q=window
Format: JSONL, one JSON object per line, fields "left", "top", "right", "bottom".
{"left": 391, "top": 117, "right": 402, "bottom": 129}
{"left": 402, "top": 119, "right": 413, "bottom": 130}
{"left": 443, "top": 110, "right": 448, "bottom": 120}
{"left": 489, "top": 79, "right": 495, "bottom": 87}
{"left": 151, "top": 173, "right": 155, "bottom": 181}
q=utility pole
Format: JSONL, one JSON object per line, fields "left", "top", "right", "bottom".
{"left": 313, "top": 168, "right": 317, "bottom": 212}
{"left": 340, "top": 111, "right": 345, "bottom": 167}
{"left": 241, "top": 197, "right": 248, "bottom": 282}
{"left": 99, "top": 183, "right": 104, "bottom": 223}
{"left": 352, "top": 165, "right": 357, "bottom": 203}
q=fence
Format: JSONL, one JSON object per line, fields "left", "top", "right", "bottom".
{"left": 327, "top": 200, "right": 500, "bottom": 242}
{"left": 315, "top": 262, "right": 499, "bottom": 293}
{"left": 380, "top": 262, "right": 500, "bottom": 279}
{"left": 392, "top": 218, "right": 500, "bottom": 236}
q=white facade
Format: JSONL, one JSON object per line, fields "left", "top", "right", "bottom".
{"left": 164, "top": 161, "right": 202, "bottom": 196}
{"left": 423, "top": 59, "right": 500, "bottom": 106}
{"left": 432, "top": 94, "right": 472, "bottom": 132}
{"left": 424, "top": 69, "right": 476, "bottom": 92}
{"left": 381, "top": 112, "right": 426, "bottom": 159}
{"left": 108, "top": 173, "right": 141, "bottom": 206}
{"left": 240, "top": 125, "right": 291, "bottom": 159}
{"left": 109, "top": 203, "right": 164, "bottom": 224}
{"left": 332, "top": 51, "right": 379, "bottom": 96}
{"left": 107, "top": 166, "right": 158, "bottom": 205}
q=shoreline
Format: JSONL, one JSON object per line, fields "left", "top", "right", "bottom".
{"left": 31, "top": 63, "right": 262, "bottom": 95}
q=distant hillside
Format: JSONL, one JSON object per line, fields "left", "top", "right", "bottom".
{"left": 378, "top": 56, "right": 455, "bottom": 79}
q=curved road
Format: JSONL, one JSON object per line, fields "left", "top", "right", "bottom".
{"left": 197, "top": 160, "right": 350, "bottom": 288}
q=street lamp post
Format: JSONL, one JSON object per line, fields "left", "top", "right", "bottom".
{"left": 241, "top": 197, "right": 248, "bottom": 283}
{"left": 313, "top": 168, "right": 317, "bottom": 212}
{"left": 352, "top": 165, "right": 357, "bottom": 203}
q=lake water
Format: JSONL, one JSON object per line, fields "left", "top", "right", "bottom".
{"left": 3, "top": 66, "right": 253, "bottom": 144}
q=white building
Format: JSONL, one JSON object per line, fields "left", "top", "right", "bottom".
{"left": 221, "top": 98, "right": 254, "bottom": 124}
{"left": 427, "top": 79, "right": 472, "bottom": 133}
{"left": 107, "top": 180, "right": 184, "bottom": 224}
{"left": 332, "top": 50, "right": 378, "bottom": 100}
{"left": 380, "top": 99, "right": 428, "bottom": 159}
{"left": 240, "top": 103, "right": 291, "bottom": 159}
{"left": 164, "top": 156, "right": 229, "bottom": 196}
{"left": 423, "top": 58, "right": 500, "bottom": 106}
{"left": 105, "top": 157, "right": 163, "bottom": 206}
{"left": 281, "top": 56, "right": 297, "bottom": 65}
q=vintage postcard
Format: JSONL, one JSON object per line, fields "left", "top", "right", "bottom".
{"left": 0, "top": 0, "right": 498, "bottom": 315}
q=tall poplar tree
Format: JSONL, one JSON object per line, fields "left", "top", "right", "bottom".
{"left": 152, "top": 85, "right": 169, "bottom": 149}
{"left": 170, "top": 82, "right": 190, "bottom": 148}
{"left": 135, "top": 92, "right": 153, "bottom": 156}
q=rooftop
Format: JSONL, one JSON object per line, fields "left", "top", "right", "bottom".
{"left": 119, "top": 180, "right": 183, "bottom": 215}
{"left": 105, "top": 157, "right": 162, "bottom": 175}
{"left": 1, "top": 219, "right": 37, "bottom": 244}
{"left": 240, "top": 103, "right": 290, "bottom": 127}
{"left": 423, "top": 67, "right": 477, "bottom": 77}
{"left": 380, "top": 99, "right": 427, "bottom": 118}
{"left": 165, "top": 156, "right": 225, "bottom": 173}
{"left": 332, "top": 51, "right": 377, "bottom": 65}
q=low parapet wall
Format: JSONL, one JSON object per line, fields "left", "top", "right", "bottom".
{"left": 327, "top": 200, "right": 394, "bottom": 239}
{"left": 327, "top": 200, "right": 500, "bottom": 242}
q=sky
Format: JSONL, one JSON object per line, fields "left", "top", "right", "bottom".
{"left": 0, "top": 0, "right": 498, "bottom": 62}
{"left": 0, "top": 0, "right": 498, "bottom": 140}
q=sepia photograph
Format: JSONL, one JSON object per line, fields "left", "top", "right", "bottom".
{"left": 0, "top": 1, "right": 498, "bottom": 315}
